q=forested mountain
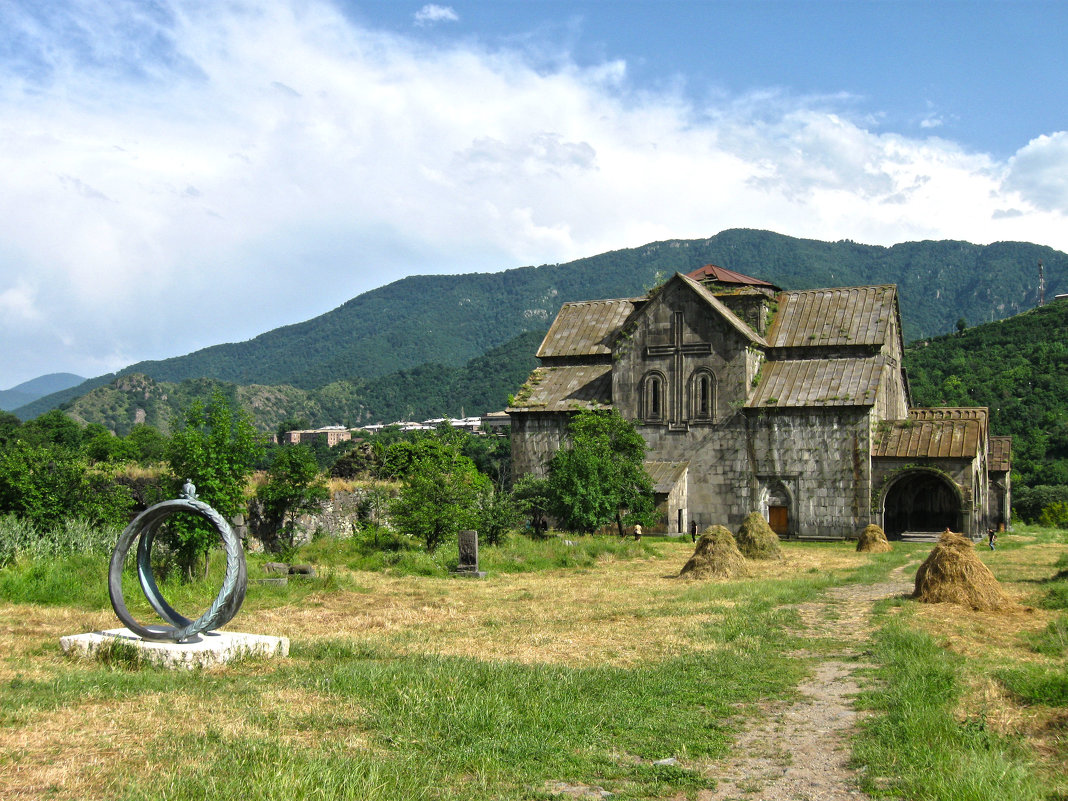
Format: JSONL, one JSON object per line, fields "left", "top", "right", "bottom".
{"left": 905, "top": 299, "right": 1068, "bottom": 488}
{"left": 59, "top": 331, "right": 544, "bottom": 435}
{"left": 0, "top": 373, "right": 84, "bottom": 411}
{"left": 16, "top": 229, "right": 1067, "bottom": 421}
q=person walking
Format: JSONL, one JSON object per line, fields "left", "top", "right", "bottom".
{"left": 690, "top": 519, "right": 698, "bottom": 543}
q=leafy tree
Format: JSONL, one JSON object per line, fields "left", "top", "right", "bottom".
{"left": 0, "top": 440, "right": 132, "bottom": 531}
{"left": 256, "top": 444, "right": 329, "bottom": 553}
{"left": 125, "top": 424, "right": 169, "bottom": 464}
{"left": 476, "top": 487, "right": 522, "bottom": 546}
{"left": 547, "top": 409, "right": 656, "bottom": 536}
{"left": 390, "top": 439, "right": 490, "bottom": 551}
{"left": 511, "top": 473, "right": 552, "bottom": 535}
{"left": 18, "top": 409, "right": 85, "bottom": 449}
{"left": 165, "top": 391, "right": 264, "bottom": 577}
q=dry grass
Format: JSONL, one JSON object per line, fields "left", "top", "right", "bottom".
{"left": 913, "top": 530, "right": 1013, "bottom": 611}
{"left": 902, "top": 531, "right": 1067, "bottom": 787}
{"left": 679, "top": 526, "right": 748, "bottom": 580}
{"left": 856, "top": 524, "right": 892, "bottom": 553}
{"left": 735, "top": 512, "right": 783, "bottom": 560}
{"left": 0, "top": 687, "right": 368, "bottom": 800}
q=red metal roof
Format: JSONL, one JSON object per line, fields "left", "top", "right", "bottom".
{"left": 685, "top": 264, "right": 779, "bottom": 289}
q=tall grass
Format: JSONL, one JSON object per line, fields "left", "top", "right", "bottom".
{"left": 854, "top": 622, "right": 1046, "bottom": 801}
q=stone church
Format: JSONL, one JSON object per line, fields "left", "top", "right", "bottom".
{"left": 508, "top": 265, "right": 1011, "bottom": 540}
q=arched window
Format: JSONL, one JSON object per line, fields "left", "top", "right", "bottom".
{"left": 642, "top": 372, "right": 665, "bottom": 422}
{"left": 689, "top": 370, "right": 716, "bottom": 421}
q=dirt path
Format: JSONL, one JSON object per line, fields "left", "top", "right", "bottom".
{"left": 697, "top": 566, "right": 913, "bottom": 801}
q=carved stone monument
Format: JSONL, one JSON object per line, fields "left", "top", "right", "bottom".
{"left": 453, "top": 529, "right": 486, "bottom": 578}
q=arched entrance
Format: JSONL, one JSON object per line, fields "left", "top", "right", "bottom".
{"left": 881, "top": 470, "right": 962, "bottom": 539}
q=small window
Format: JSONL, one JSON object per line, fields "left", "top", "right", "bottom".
{"left": 643, "top": 373, "right": 665, "bottom": 422}
{"left": 690, "top": 370, "right": 716, "bottom": 421}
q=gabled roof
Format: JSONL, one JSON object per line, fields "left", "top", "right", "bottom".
{"left": 746, "top": 356, "right": 888, "bottom": 408}
{"left": 873, "top": 419, "right": 983, "bottom": 460}
{"left": 675, "top": 273, "right": 768, "bottom": 346}
{"left": 766, "top": 286, "right": 897, "bottom": 349}
{"left": 686, "top": 264, "right": 780, "bottom": 290}
{"left": 537, "top": 298, "right": 640, "bottom": 359}
{"left": 507, "top": 365, "right": 612, "bottom": 412}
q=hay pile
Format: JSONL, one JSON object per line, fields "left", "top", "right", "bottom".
{"left": 913, "top": 530, "right": 1012, "bottom": 611}
{"left": 735, "top": 512, "right": 783, "bottom": 560}
{"left": 856, "top": 524, "right": 892, "bottom": 553}
{"left": 679, "top": 526, "right": 748, "bottom": 579}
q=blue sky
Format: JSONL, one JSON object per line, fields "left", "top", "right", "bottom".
{"left": 1, "top": 0, "right": 1066, "bottom": 390}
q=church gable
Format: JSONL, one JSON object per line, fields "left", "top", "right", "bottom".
{"left": 612, "top": 273, "right": 763, "bottom": 427}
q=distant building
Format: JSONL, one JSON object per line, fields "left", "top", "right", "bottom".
{"left": 508, "top": 266, "right": 1009, "bottom": 539}
{"left": 280, "top": 426, "right": 352, "bottom": 448}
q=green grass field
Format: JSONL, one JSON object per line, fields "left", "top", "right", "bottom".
{"left": 1, "top": 527, "right": 1065, "bottom": 800}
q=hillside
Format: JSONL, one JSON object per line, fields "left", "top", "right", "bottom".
{"left": 16, "top": 230, "right": 1067, "bottom": 421}
{"left": 60, "top": 331, "right": 543, "bottom": 435}
{"left": 0, "top": 373, "right": 84, "bottom": 411}
{"left": 904, "top": 299, "right": 1068, "bottom": 488}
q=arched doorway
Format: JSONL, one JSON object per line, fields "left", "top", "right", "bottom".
{"left": 881, "top": 470, "right": 962, "bottom": 539}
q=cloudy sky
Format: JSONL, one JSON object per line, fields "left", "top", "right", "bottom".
{"left": 2, "top": 0, "right": 1066, "bottom": 390}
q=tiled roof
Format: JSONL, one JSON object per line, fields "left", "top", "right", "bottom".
{"left": 507, "top": 365, "right": 612, "bottom": 412}
{"left": 767, "top": 286, "right": 897, "bottom": 348}
{"left": 747, "top": 356, "right": 887, "bottom": 408}
{"left": 537, "top": 299, "right": 639, "bottom": 359}
{"left": 990, "top": 436, "right": 1012, "bottom": 472}
{"left": 685, "top": 264, "right": 779, "bottom": 289}
{"left": 908, "top": 407, "right": 988, "bottom": 444}
{"left": 644, "top": 461, "right": 689, "bottom": 493}
{"left": 873, "top": 419, "right": 983, "bottom": 459}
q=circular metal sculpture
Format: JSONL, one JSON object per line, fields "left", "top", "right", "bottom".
{"left": 108, "top": 482, "right": 247, "bottom": 642}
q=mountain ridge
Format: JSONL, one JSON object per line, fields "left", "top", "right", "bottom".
{"left": 15, "top": 229, "right": 1067, "bottom": 421}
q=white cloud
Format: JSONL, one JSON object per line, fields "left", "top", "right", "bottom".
{"left": 1004, "top": 131, "right": 1068, "bottom": 212}
{"left": 414, "top": 4, "right": 459, "bottom": 27}
{"left": 0, "top": 0, "right": 1064, "bottom": 388}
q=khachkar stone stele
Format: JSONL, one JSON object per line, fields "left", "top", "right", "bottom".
{"left": 107, "top": 480, "right": 247, "bottom": 642}
{"left": 62, "top": 481, "right": 288, "bottom": 668}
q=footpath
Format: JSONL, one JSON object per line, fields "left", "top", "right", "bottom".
{"left": 698, "top": 565, "right": 913, "bottom": 801}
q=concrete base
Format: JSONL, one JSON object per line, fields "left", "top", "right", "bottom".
{"left": 60, "top": 628, "right": 290, "bottom": 670}
{"left": 451, "top": 569, "right": 487, "bottom": 578}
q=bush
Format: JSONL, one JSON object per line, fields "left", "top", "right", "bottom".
{"left": 1013, "top": 485, "right": 1068, "bottom": 523}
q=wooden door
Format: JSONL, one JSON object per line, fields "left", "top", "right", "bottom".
{"left": 768, "top": 506, "right": 789, "bottom": 536}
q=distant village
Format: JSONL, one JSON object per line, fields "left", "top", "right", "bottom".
{"left": 271, "top": 411, "right": 511, "bottom": 445}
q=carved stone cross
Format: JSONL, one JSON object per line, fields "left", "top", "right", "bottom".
{"left": 646, "top": 310, "right": 711, "bottom": 426}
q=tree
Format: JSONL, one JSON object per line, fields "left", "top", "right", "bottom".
{"left": 547, "top": 409, "right": 656, "bottom": 536}
{"left": 165, "top": 391, "right": 264, "bottom": 577}
{"left": 0, "top": 440, "right": 132, "bottom": 530}
{"left": 390, "top": 439, "right": 490, "bottom": 551}
{"left": 256, "top": 444, "right": 329, "bottom": 553}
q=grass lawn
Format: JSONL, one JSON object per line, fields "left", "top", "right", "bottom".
{"left": 1, "top": 528, "right": 1065, "bottom": 800}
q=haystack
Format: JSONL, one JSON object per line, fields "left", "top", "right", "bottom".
{"left": 856, "top": 524, "right": 892, "bottom": 553}
{"left": 735, "top": 512, "right": 783, "bottom": 560}
{"left": 913, "top": 530, "right": 1012, "bottom": 611}
{"left": 679, "top": 526, "right": 748, "bottom": 579}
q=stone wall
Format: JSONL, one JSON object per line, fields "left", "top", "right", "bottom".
{"left": 510, "top": 411, "right": 571, "bottom": 479}
{"left": 638, "top": 407, "right": 872, "bottom": 539}
{"left": 241, "top": 487, "right": 391, "bottom": 551}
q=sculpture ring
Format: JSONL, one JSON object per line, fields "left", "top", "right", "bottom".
{"left": 108, "top": 495, "right": 247, "bottom": 642}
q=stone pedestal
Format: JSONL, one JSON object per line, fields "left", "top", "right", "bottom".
{"left": 60, "top": 628, "right": 289, "bottom": 670}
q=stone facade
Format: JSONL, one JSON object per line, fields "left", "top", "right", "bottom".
{"left": 509, "top": 266, "right": 1007, "bottom": 540}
